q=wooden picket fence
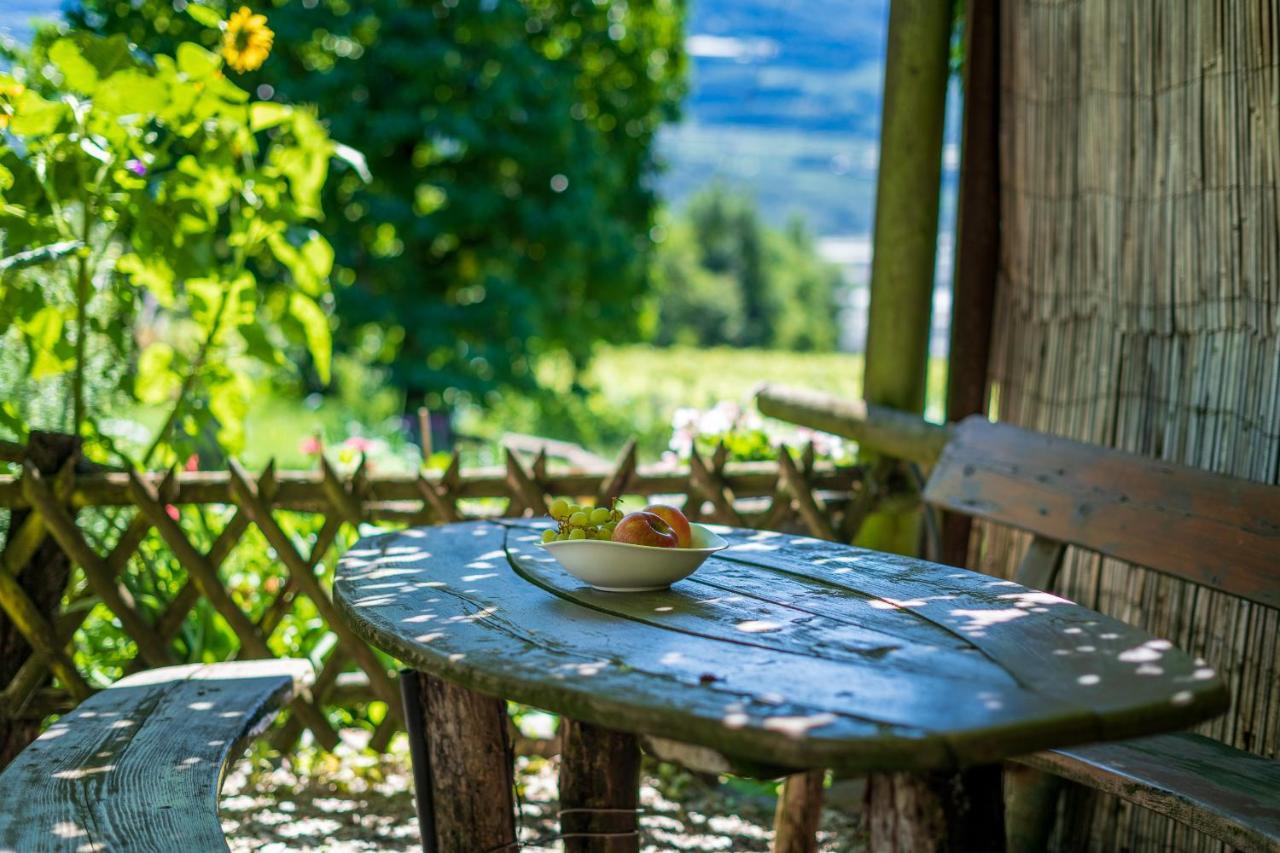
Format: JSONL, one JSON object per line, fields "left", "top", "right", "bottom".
{"left": 0, "top": 435, "right": 888, "bottom": 754}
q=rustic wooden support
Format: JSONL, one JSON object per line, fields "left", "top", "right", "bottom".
{"left": 688, "top": 447, "right": 747, "bottom": 527}
{"left": 0, "top": 432, "right": 87, "bottom": 767}
{"left": 559, "top": 718, "right": 640, "bottom": 853}
{"left": 863, "top": 0, "right": 954, "bottom": 413}
{"left": 776, "top": 447, "right": 838, "bottom": 541}
{"left": 0, "top": 457, "right": 859, "bottom": 511}
{"left": 941, "top": 0, "right": 1001, "bottom": 569}
{"left": 866, "top": 766, "right": 1006, "bottom": 853}
{"left": 595, "top": 438, "right": 637, "bottom": 507}
{"left": 402, "top": 671, "right": 516, "bottom": 853}
{"left": 22, "top": 462, "right": 174, "bottom": 669}
{"left": 504, "top": 447, "right": 547, "bottom": 517}
{"left": 773, "top": 769, "right": 825, "bottom": 853}
{"left": 1003, "top": 763, "right": 1061, "bottom": 853}
{"left": 756, "top": 385, "right": 950, "bottom": 467}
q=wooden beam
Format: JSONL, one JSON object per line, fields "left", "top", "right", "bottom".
{"left": 756, "top": 384, "right": 951, "bottom": 466}
{"left": 402, "top": 671, "right": 516, "bottom": 853}
{"left": 559, "top": 718, "right": 640, "bottom": 853}
{"left": 864, "top": 0, "right": 956, "bottom": 414}
{"left": 942, "top": 0, "right": 1002, "bottom": 569}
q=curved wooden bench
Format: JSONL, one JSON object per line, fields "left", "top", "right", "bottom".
{"left": 0, "top": 659, "right": 313, "bottom": 852}
{"left": 925, "top": 416, "right": 1280, "bottom": 852}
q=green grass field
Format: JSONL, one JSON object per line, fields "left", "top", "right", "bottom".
{"left": 231, "top": 345, "right": 947, "bottom": 469}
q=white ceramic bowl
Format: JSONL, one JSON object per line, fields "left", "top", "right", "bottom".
{"left": 539, "top": 523, "right": 728, "bottom": 591}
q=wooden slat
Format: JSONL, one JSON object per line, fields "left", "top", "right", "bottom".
{"left": 22, "top": 463, "right": 174, "bottom": 669}
{"left": 0, "top": 460, "right": 860, "bottom": 511}
{"left": 925, "top": 416, "right": 1280, "bottom": 608}
{"left": 0, "top": 659, "right": 311, "bottom": 851}
{"left": 710, "top": 530, "right": 1230, "bottom": 740}
{"left": 127, "top": 469, "right": 339, "bottom": 749}
{"left": 1018, "top": 732, "right": 1280, "bottom": 852}
{"left": 226, "top": 460, "right": 402, "bottom": 721}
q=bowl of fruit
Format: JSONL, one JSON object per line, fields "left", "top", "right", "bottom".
{"left": 538, "top": 498, "right": 727, "bottom": 592}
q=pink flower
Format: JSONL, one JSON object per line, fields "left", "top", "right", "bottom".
{"left": 184, "top": 454, "right": 199, "bottom": 472}
{"left": 165, "top": 504, "right": 180, "bottom": 521}
{"left": 298, "top": 435, "right": 323, "bottom": 455}
{"left": 125, "top": 159, "right": 147, "bottom": 176}
{"left": 342, "top": 436, "right": 374, "bottom": 453}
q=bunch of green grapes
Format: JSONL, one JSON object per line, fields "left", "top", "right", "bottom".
{"left": 541, "top": 497, "right": 624, "bottom": 543}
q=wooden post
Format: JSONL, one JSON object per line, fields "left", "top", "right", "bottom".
{"left": 0, "top": 432, "right": 79, "bottom": 768}
{"left": 773, "top": 769, "right": 824, "bottom": 853}
{"left": 863, "top": 0, "right": 955, "bottom": 414}
{"left": 559, "top": 718, "right": 640, "bottom": 853}
{"left": 866, "top": 765, "right": 1005, "bottom": 853}
{"left": 401, "top": 671, "right": 516, "bottom": 853}
{"left": 942, "top": 0, "right": 1001, "bottom": 569}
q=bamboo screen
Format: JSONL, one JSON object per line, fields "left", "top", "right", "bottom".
{"left": 981, "top": 1, "right": 1279, "bottom": 850}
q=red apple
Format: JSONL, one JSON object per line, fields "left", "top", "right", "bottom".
{"left": 611, "top": 511, "right": 678, "bottom": 548}
{"left": 642, "top": 503, "right": 693, "bottom": 547}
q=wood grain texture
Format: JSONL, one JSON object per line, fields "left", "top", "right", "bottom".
{"left": 333, "top": 522, "right": 1227, "bottom": 775}
{"left": 925, "top": 417, "right": 1280, "bottom": 608}
{"left": 867, "top": 764, "right": 1005, "bottom": 853}
{"left": 1017, "top": 733, "right": 1280, "bottom": 852}
{"left": 414, "top": 673, "right": 515, "bottom": 853}
{"left": 559, "top": 719, "right": 639, "bottom": 853}
{"left": 0, "top": 659, "right": 311, "bottom": 852}
{"left": 773, "top": 770, "right": 824, "bottom": 853}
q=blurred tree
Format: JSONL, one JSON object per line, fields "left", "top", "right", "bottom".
{"left": 71, "top": 0, "right": 686, "bottom": 409}
{"left": 652, "top": 184, "right": 842, "bottom": 351}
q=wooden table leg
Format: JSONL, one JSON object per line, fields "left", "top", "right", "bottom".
{"left": 773, "top": 769, "right": 824, "bottom": 853}
{"left": 867, "top": 765, "right": 1005, "bottom": 853}
{"left": 559, "top": 718, "right": 640, "bottom": 852}
{"left": 400, "top": 670, "right": 516, "bottom": 853}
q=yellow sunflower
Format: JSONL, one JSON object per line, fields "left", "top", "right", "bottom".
{"left": 0, "top": 83, "right": 24, "bottom": 132}
{"left": 222, "top": 7, "right": 274, "bottom": 73}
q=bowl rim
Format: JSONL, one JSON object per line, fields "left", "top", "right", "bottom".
{"left": 538, "top": 522, "right": 728, "bottom": 554}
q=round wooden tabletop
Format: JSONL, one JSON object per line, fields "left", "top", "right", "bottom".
{"left": 334, "top": 520, "right": 1228, "bottom": 774}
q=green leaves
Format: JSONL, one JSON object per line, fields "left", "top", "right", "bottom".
{"left": 95, "top": 70, "right": 168, "bottom": 115}
{"left": 2, "top": 28, "right": 342, "bottom": 463}
{"left": 288, "top": 292, "right": 332, "bottom": 384}
{"left": 135, "top": 342, "right": 181, "bottom": 404}
{"left": 185, "top": 3, "right": 226, "bottom": 29}
{"left": 49, "top": 38, "right": 101, "bottom": 93}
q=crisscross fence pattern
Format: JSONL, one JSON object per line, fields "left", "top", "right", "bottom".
{"left": 0, "top": 434, "right": 881, "bottom": 755}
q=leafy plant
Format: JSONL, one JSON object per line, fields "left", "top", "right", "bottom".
{"left": 0, "top": 23, "right": 352, "bottom": 465}
{"left": 73, "top": 0, "right": 688, "bottom": 411}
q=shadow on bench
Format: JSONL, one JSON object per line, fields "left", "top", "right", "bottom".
{"left": 0, "top": 659, "right": 313, "bottom": 852}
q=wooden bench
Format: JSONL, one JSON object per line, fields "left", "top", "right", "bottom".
{"left": 757, "top": 385, "right": 1279, "bottom": 851}
{"left": 0, "top": 659, "right": 312, "bottom": 852}
{"left": 923, "top": 417, "right": 1280, "bottom": 852}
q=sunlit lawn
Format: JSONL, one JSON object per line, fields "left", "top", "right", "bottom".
{"left": 218, "top": 345, "right": 948, "bottom": 470}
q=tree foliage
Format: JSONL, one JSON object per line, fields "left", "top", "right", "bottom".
{"left": 74, "top": 0, "right": 687, "bottom": 408}
{"left": 652, "top": 184, "right": 843, "bottom": 351}
{"left": 0, "top": 28, "right": 342, "bottom": 463}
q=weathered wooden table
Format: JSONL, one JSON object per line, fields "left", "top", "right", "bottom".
{"left": 333, "top": 520, "right": 1228, "bottom": 852}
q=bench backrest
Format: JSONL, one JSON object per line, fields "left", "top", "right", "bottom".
{"left": 924, "top": 416, "right": 1280, "bottom": 609}
{"left": 0, "top": 659, "right": 311, "bottom": 852}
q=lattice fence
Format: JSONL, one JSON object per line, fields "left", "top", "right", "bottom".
{"left": 0, "top": 435, "right": 882, "bottom": 756}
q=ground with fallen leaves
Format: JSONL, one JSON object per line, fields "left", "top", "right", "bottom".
{"left": 221, "top": 734, "right": 867, "bottom": 851}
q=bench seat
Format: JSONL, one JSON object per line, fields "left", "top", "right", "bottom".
{"left": 0, "top": 659, "right": 312, "bottom": 852}
{"left": 1019, "top": 733, "right": 1280, "bottom": 853}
